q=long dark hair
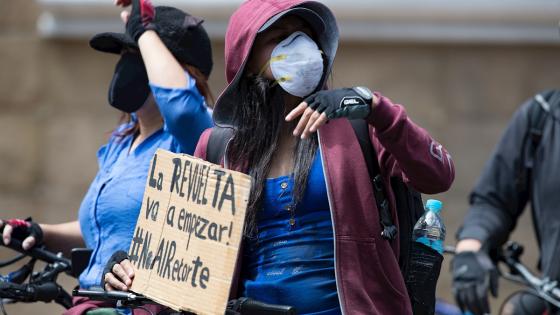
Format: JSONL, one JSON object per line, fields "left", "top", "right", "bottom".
{"left": 227, "top": 75, "right": 318, "bottom": 237}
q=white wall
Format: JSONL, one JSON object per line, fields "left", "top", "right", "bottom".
{"left": 36, "top": 0, "right": 560, "bottom": 43}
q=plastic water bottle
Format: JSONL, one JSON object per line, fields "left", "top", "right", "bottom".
{"left": 412, "top": 199, "right": 446, "bottom": 254}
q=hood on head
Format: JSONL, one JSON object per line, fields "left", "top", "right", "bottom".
{"left": 213, "top": 0, "right": 339, "bottom": 127}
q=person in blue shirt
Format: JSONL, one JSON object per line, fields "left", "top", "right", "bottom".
{"left": 0, "top": 4, "right": 214, "bottom": 312}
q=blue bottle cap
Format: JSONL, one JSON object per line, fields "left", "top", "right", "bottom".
{"left": 425, "top": 199, "right": 443, "bottom": 213}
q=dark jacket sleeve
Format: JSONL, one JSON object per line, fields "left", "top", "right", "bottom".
{"left": 366, "top": 93, "right": 455, "bottom": 194}
{"left": 457, "top": 98, "right": 534, "bottom": 249}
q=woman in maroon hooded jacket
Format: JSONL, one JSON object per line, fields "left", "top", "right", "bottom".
{"left": 107, "top": 1, "right": 455, "bottom": 314}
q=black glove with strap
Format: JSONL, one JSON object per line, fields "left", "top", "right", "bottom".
{"left": 452, "top": 251, "right": 499, "bottom": 315}
{"left": 305, "top": 86, "right": 374, "bottom": 120}
{"left": 1, "top": 217, "right": 43, "bottom": 247}
{"left": 101, "top": 250, "right": 129, "bottom": 287}
{"left": 126, "top": 0, "right": 156, "bottom": 42}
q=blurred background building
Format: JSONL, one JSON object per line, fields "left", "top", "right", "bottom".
{"left": 1, "top": 0, "right": 560, "bottom": 313}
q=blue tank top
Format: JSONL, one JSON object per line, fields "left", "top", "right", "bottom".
{"left": 241, "top": 152, "right": 341, "bottom": 315}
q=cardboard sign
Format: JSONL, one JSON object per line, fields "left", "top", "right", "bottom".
{"left": 128, "top": 149, "right": 251, "bottom": 314}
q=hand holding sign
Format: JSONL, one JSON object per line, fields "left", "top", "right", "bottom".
{"left": 103, "top": 250, "right": 134, "bottom": 291}
{"left": 127, "top": 149, "right": 251, "bottom": 314}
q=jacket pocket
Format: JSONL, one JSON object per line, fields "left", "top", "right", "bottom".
{"left": 337, "top": 237, "right": 409, "bottom": 315}
{"left": 370, "top": 238, "right": 408, "bottom": 300}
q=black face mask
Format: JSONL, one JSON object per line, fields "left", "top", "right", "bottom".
{"left": 108, "top": 52, "right": 150, "bottom": 113}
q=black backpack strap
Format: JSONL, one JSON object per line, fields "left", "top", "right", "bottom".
{"left": 517, "top": 91, "right": 556, "bottom": 185}
{"left": 349, "top": 119, "right": 397, "bottom": 241}
{"left": 206, "top": 127, "right": 234, "bottom": 165}
{"left": 516, "top": 90, "right": 558, "bottom": 194}
{"left": 526, "top": 91, "right": 559, "bottom": 166}
{"left": 521, "top": 90, "right": 559, "bottom": 269}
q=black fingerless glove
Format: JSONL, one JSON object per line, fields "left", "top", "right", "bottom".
{"left": 305, "top": 86, "right": 374, "bottom": 120}
{"left": 452, "top": 251, "right": 499, "bottom": 315}
{"left": 2, "top": 217, "right": 43, "bottom": 246}
{"left": 101, "top": 250, "right": 129, "bottom": 287}
{"left": 126, "top": 0, "right": 156, "bottom": 42}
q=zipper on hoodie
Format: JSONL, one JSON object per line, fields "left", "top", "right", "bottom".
{"left": 317, "top": 130, "right": 346, "bottom": 315}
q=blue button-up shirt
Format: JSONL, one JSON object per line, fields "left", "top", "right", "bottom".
{"left": 78, "top": 74, "right": 212, "bottom": 288}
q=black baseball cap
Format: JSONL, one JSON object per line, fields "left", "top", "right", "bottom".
{"left": 90, "top": 6, "right": 213, "bottom": 77}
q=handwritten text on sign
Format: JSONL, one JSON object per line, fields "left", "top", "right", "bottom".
{"left": 128, "top": 149, "right": 251, "bottom": 314}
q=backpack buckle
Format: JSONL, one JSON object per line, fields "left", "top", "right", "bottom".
{"left": 381, "top": 225, "right": 398, "bottom": 240}
{"left": 379, "top": 199, "right": 389, "bottom": 211}
{"left": 373, "top": 175, "right": 384, "bottom": 192}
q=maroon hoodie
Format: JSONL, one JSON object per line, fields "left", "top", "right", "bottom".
{"left": 196, "top": 1, "right": 456, "bottom": 314}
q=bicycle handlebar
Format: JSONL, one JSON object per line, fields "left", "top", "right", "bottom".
{"left": 0, "top": 237, "right": 74, "bottom": 309}
{"left": 504, "top": 255, "right": 560, "bottom": 309}
{"left": 229, "top": 297, "right": 296, "bottom": 315}
{"left": 73, "top": 289, "right": 151, "bottom": 304}
{"left": 1, "top": 238, "right": 71, "bottom": 267}
{"left": 445, "top": 242, "right": 560, "bottom": 308}
{"left": 0, "top": 281, "right": 61, "bottom": 303}
{"left": 73, "top": 289, "right": 297, "bottom": 315}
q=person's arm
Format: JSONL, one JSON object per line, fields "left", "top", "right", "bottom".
{"left": 1, "top": 220, "right": 83, "bottom": 258}
{"left": 117, "top": 0, "right": 185, "bottom": 88}
{"left": 122, "top": 4, "right": 212, "bottom": 153}
{"left": 367, "top": 93, "right": 455, "bottom": 194}
{"left": 285, "top": 88, "right": 454, "bottom": 194}
{"left": 41, "top": 221, "right": 84, "bottom": 257}
{"left": 149, "top": 75, "right": 213, "bottom": 154}
{"left": 456, "top": 100, "right": 533, "bottom": 250}
{"left": 138, "top": 31, "right": 188, "bottom": 88}
{"left": 455, "top": 239, "right": 482, "bottom": 252}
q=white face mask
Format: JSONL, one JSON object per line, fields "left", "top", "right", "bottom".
{"left": 264, "top": 31, "right": 324, "bottom": 98}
